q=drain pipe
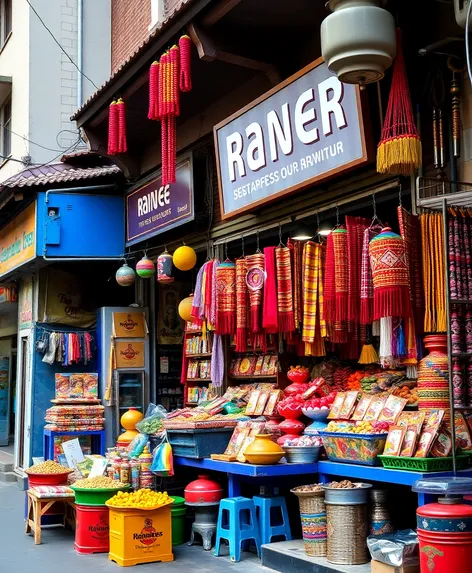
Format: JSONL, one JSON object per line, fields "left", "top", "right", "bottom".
{"left": 43, "top": 183, "right": 122, "bottom": 261}
{"left": 77, "top": 0, "right": 83, "bottom": 107}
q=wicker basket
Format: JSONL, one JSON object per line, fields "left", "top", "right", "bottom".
{"left": 326, "top": 503, "right": 369, "bottom": 565}
{"left": 290, "top": 488, "right": 327, "bottom": 557}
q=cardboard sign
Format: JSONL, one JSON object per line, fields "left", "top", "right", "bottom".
{"left": 113, "top": 312, "right": 146, "bottom": 338}
{"left": 115, "top": 341, "right": 145, "bottom": 368}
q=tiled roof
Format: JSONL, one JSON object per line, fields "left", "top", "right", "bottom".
{"left": 0, "top": 162, "right": 121, "bottom": 189}
{"left": 71, "top": 0, "right": 197, "bottom": 122}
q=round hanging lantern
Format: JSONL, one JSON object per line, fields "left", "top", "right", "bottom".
{"left": 115, "top": 262, "right": 136, "bottom": 287}
{"left": 178, "top": 294, "right": 194, "bottom": 323}
{"left": 136, "top": 256, "right": 155, "bottom": 278}
{"left": 157, "top": 250, "right": 174, "bottom": 284}
{"left": 173, "top": 245, "right": 197, "bottom": 271}
{"left": 320, "top": 0, "right": 396, "bottom": 85}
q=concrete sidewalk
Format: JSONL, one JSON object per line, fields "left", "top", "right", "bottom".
{"left": 0, "top": 482, "right": 271, "bottom": 573}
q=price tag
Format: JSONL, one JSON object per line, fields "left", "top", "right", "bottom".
{"left": 160, "top": 356, "right": 169, "bottom": 374}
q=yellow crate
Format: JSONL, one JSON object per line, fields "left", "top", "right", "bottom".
{"left": 108, "top": 505, "right": 174, "bottom": 567}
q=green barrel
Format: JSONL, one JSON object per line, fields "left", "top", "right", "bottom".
{"left": 170, "top": 496, "right": 186, "bottom": 546}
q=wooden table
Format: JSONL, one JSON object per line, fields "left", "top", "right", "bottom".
{"left": 25, "top": 490, "right": 76, "bottom": 545}
{"left": 174, "top": 457, "right": 319, "bottom": 496}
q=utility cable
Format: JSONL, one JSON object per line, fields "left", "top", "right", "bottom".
{"left": 25, "top": 0, "right": 99, "bottom": 90}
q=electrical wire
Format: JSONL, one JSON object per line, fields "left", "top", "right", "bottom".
{"left": 25, "top": 0, "right": 99, "bottom": 90}
{"left": 0, "top": 123, "right": 65, "bottom": 152}
{"left": 466, "top": 0, "right": 472, "bottom": 86}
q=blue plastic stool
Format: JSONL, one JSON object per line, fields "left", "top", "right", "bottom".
{"left": 253, "top": 495, "right": 292, "bottom": 544}
{"left": 214, "top": 497, "right": 261, "bottom": 562}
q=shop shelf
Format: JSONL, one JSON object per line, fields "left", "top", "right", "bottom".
{"left": 187, "top": 353, "right": 212, "bottom": 358}
{"left": 378, "top": 454, "right": 471, "bottom": 472}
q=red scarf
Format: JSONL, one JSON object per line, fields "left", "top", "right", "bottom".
{"left": 323, "top": 232, "right": 336, "bottom": 331}
{"left": 333, "top": 227, "right": 348, "bottom": 343}
{"left": 215, "top": 262, "right": 236, "bottom": 335}
{"left": 246, "top": 253, "right": 265, "bottom": 333}
{"left": 263, "top": 247, "right": 278, "bottom": 333}
{"left": 276, "top": 246, "right": 295, "bottom": 333}
{"left": 235, "top": 258, "right": 248, "bottom": 352}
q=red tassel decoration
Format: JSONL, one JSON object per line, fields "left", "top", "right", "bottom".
{"left": 116, "top": 98, "right": 127, "bottom": 153}
{"left": 107, "top": 100, "right": 118, "bottom": 155}
{"left": 148, "top": 61, "right": 159, "bottom": 120}
{"left": 179, "top": 35, "right": 192, "bottom": 92}
{"left": 161, "top": 115, "right": 168, "bottom": 186}
{"left": 158, "top": 53, "right": 165, "bottom": 119}
{"left": 170, "top": 45, "right": 180, "bottom": 116}
{"left": 168, "top": 116, "right": 176, "bottom": 183}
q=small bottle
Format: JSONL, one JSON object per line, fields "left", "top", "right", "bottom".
{"left": 139, "top": 445, "right": 153, "bottom": 473}
{"left": 113, "top": 457, "right": 122, "bottom": 481}
{"left": 130, "top": 460, "right": 140, "bottom": 490}
{"left": 107, "top": 464, "right": 115, "bottom": 480}
{"left": 120, "top": 459, "right": 130, "bottom": 485}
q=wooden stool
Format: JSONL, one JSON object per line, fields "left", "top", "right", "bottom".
{"left": 25, "top": 489, "right": 76, "bottom": 545}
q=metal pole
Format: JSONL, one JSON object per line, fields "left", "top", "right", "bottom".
{"left": 442, "top": 197, "right": 457, "bottom": 476}
{"left": 77, "top": 0, "right": 83, "bottom": 108}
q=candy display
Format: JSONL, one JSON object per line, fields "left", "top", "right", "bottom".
{"left": 283, "top": 435, "right": 322, "bottom": 447}
{"left": 319, "top": 429, "right": 388, "bottom": 466}
{"left": 106, "top": 489, "right": 172, "bottom": 509}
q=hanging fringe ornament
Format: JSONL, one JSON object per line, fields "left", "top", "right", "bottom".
{"left": 148, "top": 61, "right": 160, "bottom": 120}
{"left": 116, "top": 98, "right": 127, "bottom": 153}
{"left": 168, "top": 115, "right": 176, "bottom": 183}
{"left": 170, "top": 45, "right": 180, "bottom": 117}
{"left": 379, "top": 317, "right": 394, "bottom": 367}
{"left": 179, "top": 35, "right": 192, "bottom": 92}
{"left": 377, "top": 29, "right": 422, "bottom": 175}
{"left": 359, "top": 325, "right": 379, "bottom": 364}
{"left": 107, "top": 100, "right": 118, "bottom": 155}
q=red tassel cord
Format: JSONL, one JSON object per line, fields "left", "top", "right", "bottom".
{"left": 158, "top": 53, "right": 165, "bottom": 119}
{"left": 170, "top": 45, "right": 180, "bottom": 116}
{"left": 116, "top": 98, "right": 127, "bottom": 153}
{"left": 168, "top": 115, "right": 176, "bottom": 183}
{"left": 179, "top": 35, "right": 192, "bottom": 92}
{"left": 161, "top": 114, "right": 168, "bottom": 186}
{"left": 148, "top": 61, "right": 159, "bottom": 120}
{"left": 107, "top": 100, "right": 118, "bottom": 155}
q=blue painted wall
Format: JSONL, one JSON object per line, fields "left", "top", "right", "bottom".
{"left": 30, "top": 324, "right": 98, "bottom": 460}
{"left": 36, "top": 192, "right": 124, "bottom": 258}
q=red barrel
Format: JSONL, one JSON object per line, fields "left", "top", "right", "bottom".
{"left": 417, "top": 498, "right": 472, "bottom": 573}
{"left": 75, "top": 505, "right": 110, "bottom": 554}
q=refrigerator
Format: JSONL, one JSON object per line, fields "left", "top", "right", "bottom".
{"left": 97, "top": 307, "right": 150, "bottom": 447}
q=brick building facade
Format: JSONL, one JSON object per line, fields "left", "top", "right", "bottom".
{"left": 111, "top": 0, "right": 151, "bottom": 73}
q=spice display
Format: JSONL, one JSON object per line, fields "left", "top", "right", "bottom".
{"left": 292, "top": 484, "right": 324, "bottom": 493}
{"left": 326, "top": 480, "right": 359, "bottom": 489}
{"left": 107, "top": 489, "right": 172, "bottom": 509}
{"left": 73, "top": 477, "right": 126, "bottom": 489}
{"left": 27, "top": 461, "right": 71, "bottom": 474}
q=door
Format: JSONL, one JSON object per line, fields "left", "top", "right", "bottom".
{"left": 14, "top": 336, "right": 31, "bottom": 471}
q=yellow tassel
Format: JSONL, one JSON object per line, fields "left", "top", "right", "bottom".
{"left": 377, "top": 136, "right": 422, "bottom": 175}
{"left": 359, "top": 344, "right": 379, "bottom": 365}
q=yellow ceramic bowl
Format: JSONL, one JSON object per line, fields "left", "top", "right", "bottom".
{"left": 244, "top": 452, "right": 284, "bottom": 465}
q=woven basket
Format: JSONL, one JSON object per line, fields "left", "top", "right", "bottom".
{"left": 291, "top": 488, "right": 327, "bottom": 557}
{"left": 326, "top": 503, "right": 369, "bottom": 565}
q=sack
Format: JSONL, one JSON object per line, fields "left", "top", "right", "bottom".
{"left": 151, "top": 440, "right": 174, "bottom": 477}
{"left": 136, "top": 403, "right": 167, "bottom": 435}
{"left": 127, "top": 433, "right": 149, "bottom": 459}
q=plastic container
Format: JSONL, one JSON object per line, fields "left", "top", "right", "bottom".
{"left": 323, "top": 483, "right": 372, "bottom": 505}
{"left": 170, "top": 496, "right": 186, "bottom": 546}
{"left": 166, "top": 428, "right": 234, "bottom": 459}
{"left": 302, "top": 408, "right": 330, "bottom": 421}
{"left": 108, "top": 505, "right": 174, "bottom": 566}
{"left": 71, "top": 485, "right": 130, "bottom": 506}
{"left": 75, "top": 504, "right": 110, "bottom": 554}
{"left": 283, "top": 446, "right": 321, "bottom": 464}
{"left": 26, "top": 470, "right": 72, "bottom": 487}
{"left": 319, "top": 431, "right": 388, "bottom": 466}
{"left": 379, "top": 455, "right": 471, "bottom": 472}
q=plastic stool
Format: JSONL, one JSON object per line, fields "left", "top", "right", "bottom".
{"left": 214, "top": 497, "right": 261, "bottom": 562}
{"left": 253, "top": 495, "right": 292, "bottom": 544}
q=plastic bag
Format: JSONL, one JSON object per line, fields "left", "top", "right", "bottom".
{"left": 151, "top": 439, "right": 174, "bottom": 477}
{"left": 367, "top": 529, "right": 419, "bottom": 567}
{"left": 127, "top": 433, "right": 149, "bottom": 459}
{"left": 136, "top": 403, "right": 167, "bottom": 435}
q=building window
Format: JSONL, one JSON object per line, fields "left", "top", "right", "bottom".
{"left": 149, "top": 0, "right": 165, "bottom": 30}
{"left": 0, "top": 0, "right": 11, "bottom": 47}
{"left": 1, "top": 97, "right": 11, "bottom": 158}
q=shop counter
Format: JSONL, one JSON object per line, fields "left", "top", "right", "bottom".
{"left": 174, "top": 456, "right": 318, "bottom": 496}
{"left": 317, "top": 460, "right": 472, "bottom": 506}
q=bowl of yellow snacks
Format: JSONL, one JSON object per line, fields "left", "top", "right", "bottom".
{"left": 26, "top": 460, "right": 74, "bottom": 486}
{"left": 106, "top": 489, "right": 174, "bottom": 511}
{"left": 71, "top": 476, "right": 130, "bottom": 506}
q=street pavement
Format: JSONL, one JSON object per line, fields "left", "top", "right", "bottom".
{"left": 0, "top": 482, "right": 271, "bottom": 573}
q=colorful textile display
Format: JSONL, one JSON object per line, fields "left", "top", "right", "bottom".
{"left": 302, "top": 242, "right": 326, "bottom": 356}
{"left": 420, "top": 213, "right": 446, "bottom": 332}
{"left": 246, "top": 253, "right": 265, "bottom": 333}
{"left": 263, "top": 247, "right": 278, "bottom": 334}
{"left": 333, "top": 227, "right": 348, "bottom": 343}
{"left": 323, "top": 231, "right": 336, "bottom": 333}
{"left": 235, "top": 258, "right": 248, "bottom": 352}
{"left": 275, "top": 246, "right": 295, "bottom": 333}
{"left": 288, "top": 238, "right": 305, "bottom": 331}
{"left": 215, "top": 261, "right": 236, "bottom": 335}
{"left": 360, "top": 226, "right": 382, "bottom": 325}
{"left": 377, "top": 29, "right": 422, "bottom": 175}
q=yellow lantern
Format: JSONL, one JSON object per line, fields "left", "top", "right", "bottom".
{"left": 173, "top": 245, "right": 197, "bottom": 271}
{"left": 178, "top": 294, "right": 194, "bottom": 323}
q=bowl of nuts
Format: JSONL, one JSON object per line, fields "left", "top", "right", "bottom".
{"left": 71, "top": 476, "right": 130, "bottom": 505}
{"left": 26, "top": 460, "right": 74, "bottom": 486}
{"left": 322, "top": 480, "right": 372, "bottom": 505}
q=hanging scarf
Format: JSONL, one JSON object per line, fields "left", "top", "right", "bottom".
{"left": 360, "top": 226, "right": 381, "bottom": 325}
{"left": 236, "top": 258, "right": 248, "bottom": 352}
{"left": 263, "top": 247, "right": 278, "bottom": 333}
{"left": 246, "top": 252, "right": 265, "bottom": 333}
{"left": 461, "top": 211, "right": 472, "bottom": 300}
{"left": 333, "top": 227, "right": 348, "bottom": 343}
{"left": 209, "top": 259, "right": 218, "bottom": 328}
{"left": 302, "top": 242, "right": 326, "bottom": 356}
{"left": 191, "top": 264, "right": 205, "bottom": 327}
{"left": 288, "top": 238, "right": 305, "bottom": 331}
{"left": 210, "top": 334, "right": 224, "bottom": 387}
{"left": 275, "top": 246, "right": 295, "bottom": 333}
{"left": 203, "top": 260, "right": 214, "bottom": 322}
{"left": 215, "top": 261, "right": 236, "bottom": 335}
{"left": 346, "top": 217, "right": 369, "bottom": 326}
{"left": 323, "top": 231, "right": 336, "bottom": 332}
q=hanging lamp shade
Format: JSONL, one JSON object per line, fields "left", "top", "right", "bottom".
{"left": 173, "top": 245, "right": 197, "bottom": 271}
{"left": 368, "top": 227, "right": 411, "bottom": 320}
{"left": 136, "top": 256, "right": 155, "bottom": 278}
{"left": 115, "top": 262, "right": 136, "bottom": 287}
{"left": 178, "top": 294, "right": 194, "bottom": 322}
{"left": 157, "top": 250, "right": 174, "bottom": 283}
